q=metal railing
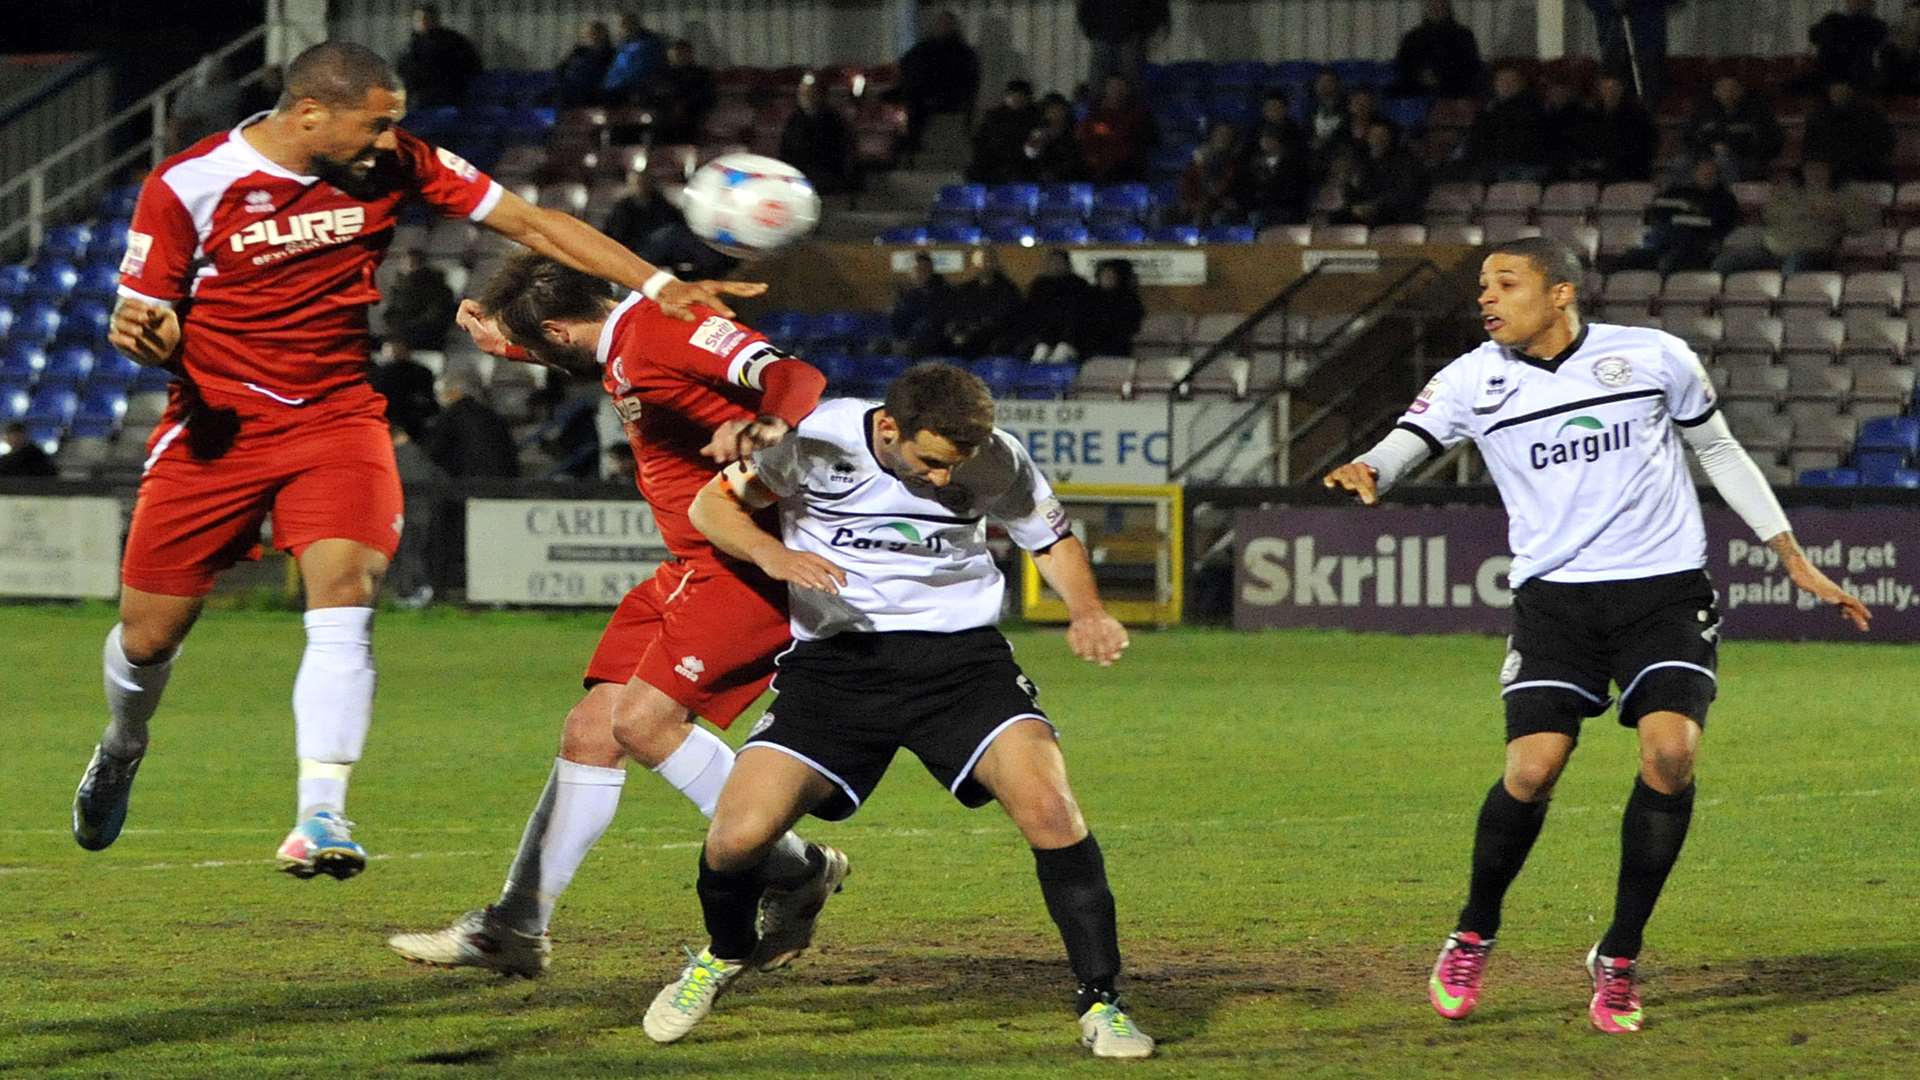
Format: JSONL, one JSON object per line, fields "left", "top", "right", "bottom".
{"left": 0, "top": 25, "right": 282, "bottom": 259}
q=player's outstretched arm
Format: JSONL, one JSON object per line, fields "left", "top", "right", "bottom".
{"left": 1769, "top": 531, "right": 1872, "bottom": 632}
{"left": 1322, "top": 462, "right": 1380, "bottom": 505}
{"left": 1031, "top": 535, "right": 1130, "bottom": 666}
{"left": 691, "top": 468, "right": 848, "bottom": 594}
{"left": 107, "top": 297, "right": 181, "bottom": 366}
{"left": 479, "top": 189, "right": 765, "bottom": 320}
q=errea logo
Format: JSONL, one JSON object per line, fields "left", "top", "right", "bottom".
{"left": 228, "top": 206, "right": 366, "bottom": 256}
{"left": 675, "top": 655, "right": 706, "bottom": 682}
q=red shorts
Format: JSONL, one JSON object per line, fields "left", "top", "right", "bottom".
{"left": 121, "top": 392, "right": 402, "bottom": 597}
{"left": 583, "top": 557, "right": 791, "bottom": 728}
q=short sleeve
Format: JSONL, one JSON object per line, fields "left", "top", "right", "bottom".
{"left": 394, "top": 129, "right": 502, "bottom": 222}
{"left": 1393, "top": 357, "right": 1476, "bottom": 455}
{"left": 117, "top": 176, "right": 199, "bottom": 308}
{"left": 1657, "top": 331, "right": 1717, "bottom": 427}
{"left": 622, "top": 305, "right": 782, "bottom": 402}
{"left": 750, "top": 435, "right": 807, "bottom": 498}
{"left": 983, "top": 431, "right": 1072, "bottom": 552}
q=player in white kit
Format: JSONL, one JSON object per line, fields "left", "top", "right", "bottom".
{"left": 1325, "top": 237, "right": 1870, "bottom": 1034}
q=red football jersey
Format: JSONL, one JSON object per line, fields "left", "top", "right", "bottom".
{"left": 118, "top": 116, "right": 500, "bottom": 416}
{"left": 597, "top": 294, "right": 788, "bottom": 562}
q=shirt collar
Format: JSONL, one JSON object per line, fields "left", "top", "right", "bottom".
{"left": 1508, "top": 320, "right": 1588, "bottom": 374}
{"left": 230, "top": 112, "right": 319, "bottom": 183}
{"left": 596, "top": 292, "right": 646, "bottom": 367}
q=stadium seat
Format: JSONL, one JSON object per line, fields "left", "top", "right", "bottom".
{"left": 1480, "top": 181, "right": 1541, "bottom": 220}
{"left": 23, "top": 387, "right": 78, "bottom": 428}
{"left": 1203, "top": 224, "right": 1255, "bottom": 244}
{"left": 0, "top": 264, "right": 28, "bottom": 301}
{"left": 1536, "top": 181, "right": 1599, "bottom": 226}
{"left": 1310, "top": 224, "right": 1369, "bottom": 246}
{"left": 1368, "top": 223, "right": 1427, "bottom": 245}
{"left": 60, "top": 301, "right": 110, "bottom": 345}
{"left": 1130, "top": 357, "right": 1193, "bottom": 398}
{"left": 1036, "top": 183, "right": 1095, "bottom": 220}
{"left": 1854, "top": 450, "right": 1908, "bottom": 474}
{"left": 926, "top": 223, "right": 983, "bottom": 245}
{"left": 1794, "top": 413, "right": 1861, "bottom": 453}
{"left": 1147, "top": 225, "right": 1201, "bottom": 245}
{"left": 131, "top": 364, "right": 174, "bottom": 392}
{"left": 96, "top": 184, "right": 139, "bottom": 219}
{"left": 1422, "top": 182, "right": 1480, "bottom": 223}
{"left": 1092, "top": 184, "right": 1152, "bottom": 223}
{"left": 1656, "top": 271, "right": 1720, "bottom": 317}
{"left": 1785, "top": 361, "right": 1850, "bottom": 403}
{"left": 1189, "top": 313, "right": 1243, "bottom": 350}
{"left": 1779, "top": 315, "right": 1844, "bottom": 362}
{"left": 1596, "top": 181, "right": 1656, "bottom": 224}
{"left": 1426, "top": 223, "right": 1484, "bottom": 246}
{"left": 1728, "top": 409, "right": 1792, "bottom": 454}
{"left": 88, "top": 350, "right": 140, "bottom": 390}
{"left": 967, "top": 356, "right": 1026, "bottom": 395}
{"left": 1840, "top": 228, "right": 1898, "bottom": 268}
{"left": 1797, "top": 467, "right": 1859, "bottom": 486}
{"left": 1602, "top": 270, "right": 1662, "bottom": 314}
{"left": 13, "top": 302, "right": 60, "bottom": 345}
{"left": 1841, "top": 313, "right": 1908, "bottom": 360}
{"left": 1484, "top": 222, "right": 1541, "bottom": 245}
{"left": 1072, "top": 356, "right": 1134, "bottom": 399}
{"left": 1861, "top": 465, "right": 1920, "bottom": 487}
{"left": 927, "top": 206, "right": 979, "bottom": 229}
{"left": 876, "top": 225, "right": 928, "bottom": 246}
{"left": 934, "top": 183, "right": 987, "bottom": 215}
{"left": 1013, "top": 364, "right": 1077, "bottom": 399}
{"left": 73, "top": 263, "right": 120, "bottom": 305}
{"left": 26, "top": 262, "right": 78, "bottom": 304}
{"left": 807, "top": 351, "right": 860, "bottom": 389}
{"left": 72, "top": 387, "right": 126, "bottom": 433}
{"left": 0, "top": 340, "right": 46, "bottom": 385}
{"left": 1720, "top": 270, "right": 1783, "bottom": 316}
{"left": 1841, "top": 270, "right": 1905, "bottom": 313}
{"left": 40, "top": 345, "right": 95, "bottom": 390}
{"left": 1850, "top": 362, "right": 1918, "bottom": 406}
{"left": 756, "top": 311, "right": 812, "bottom": 345}
{"left": 984, "top": 184, "right": 1041, "bottom": 219}
{"left": 1778, "top": 272, "right": 1843, "bottom": 313}
{"left": 41, "top": 224, "right": 91, "bottom": 264}
{"left": 1856, "top": 416, "right": 1920, "bottom": 455}
{"left": 1036, "top": 222, "right": 1090, "bottom": 245}
{"left": 1256, "top": 224, "right": 1312, "bottom": 245}
{"left": 1662, "top": 312, "right": 1723, "bottom": 350}
{"left": 1186, "top": 355, "right": 1249, "bottom": 399}
{"left": 1724, "top": 363, "right": 1788, "bottom": 401}
{"left": 1090, "top": 223, "right": 1146, "bottom": 244}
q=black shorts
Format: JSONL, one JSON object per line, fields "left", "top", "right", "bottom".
{"left": 1501, "top": 568, "right": 1720, "bottom": 742}
{"left": 743, "top": 626, "right": 1052, "bottom": 821}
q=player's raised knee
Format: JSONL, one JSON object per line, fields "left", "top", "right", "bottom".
{"left": 1007, "top": 788, "right": 1087, "bottom": 848}
{"left": 558, "top": 688, "right": 625, "bottom": 766}
{"left": 1639, "top": 744, "right": 1695, "bottom": 793}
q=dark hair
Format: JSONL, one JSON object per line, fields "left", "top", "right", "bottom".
{"left": 279, "top": 41, "right": 402, "bottom": 109}
{"left": 414, "top": 4, "right": 441, "bottom": 17}
{"left": 1485, "top": 236, "right": 1584, "bottom": 292}
{"left": 474, "top": 252, "right": 615, "bottom": 348}
{"left": 1006, "top": 79, "right": 1034, "bottom": 96}
{"left": 883, "top": 363, "right": 995, "bottom": 455}
{"left": 1263, "top": 87, "right": 1290, "bottom": 104}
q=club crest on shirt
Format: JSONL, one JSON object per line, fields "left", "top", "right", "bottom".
{"left": 1591, "top": 356, "right": 1634, "bottom": 387}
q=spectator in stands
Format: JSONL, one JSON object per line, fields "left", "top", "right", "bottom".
{"left": 1539, "top": 80, "right": 1589, "bottom": 170}
{"left": 1616, "top": 156, "right": 1739, "bottom": 273}
{"left": 1077, "top": 74, "right": 1156, "bottom": 183}
{"left": 895, "top": 9, "right": 981, "bottom": 155}
{"left": 395, "top": 3, "right": 483, "bottom": 109}
{"left": 968, "top": 80, "right": 1042, "bottom": 183}
{"left": 1178, "top": 121, "right": 1247, "bottom": 227}
{"left": 1686, "top": 75, "right": 1785, "bottom": 182}
{"left": 1252, "top": 89, "right": 1307, "bottom": 158}
{"left": 1329, "top": 123, "right": 1430, "bottom": 227}
{"left": 1242, "top": 123, "right": 1315, "bottom": 227}
{"left": 779, "top": 75, "right": 856, "bottom": 195}
{"left": 1391, "top": 0, "right": 1484, "bottom": 98}
{"left": 1881, "top": 2, "right": 1920, "bottom": 92}
{"left": 891, "top": 252, "right": 953, "bottom": 356}
{"left": 642, "top": 40, "right": 717, "bottom": 143}
{"left": 603, "top": 11, "right": 667, "bottom": 106}
{"left": 1022, "top": 93, "right": 1088, "bottom": 182}
{"left": 1307, "top": 69, "right": 1349, "bottom": 166}
{"left": 1462, "top": 66, "right": 1550, "bottom": 182}
{"left": 1019, "top": 249, "right": 1093, "bottom": 363}
{"left": 1334, "top": 89, "right": 1396, "bottom": 159}
{"left": 382, "top": 250, "right": 459, "bottom": 351}
{"left": 170, "top": 56, "right": 246, "bottom": 150}
{"left": 553, "top": 19, "right": 615, "bottom": 107}
{"left": 0, "top": 422, "right": 54, "bottom": 478}
{"left": 601, "top": 169, "right": 682, "bottom": 254}
{"left": 1586, "top": 0, "right": 1681, "bottom": 104}
{"left": 1807, "top": 0, "right": 1889, "bottom": 88}
{"left": 426, "top": 369, "right": 519, "bottom": 480}
{"left": 1803, "top": 77, "right": 1897, "bottom": 180}
{"left": 382, "top": 250, "right": 459, "bottom": 352}
{"left": 937, "top": 248, "right": 1025, "bottom": 358}
{"left": 1711, "top": 159, "right": 1879, "bottom": 274}
{"left": 1077, "top": 0, "right": 1171, "bottom": 91}
{"left": 1073, "top": 259, "right": 1145, "bottom": 359}
{"left": 368, "top": 341, "right": 440, "bottom": 443}
{"left": 1562, "top": 74, "right": 1656, "bottom": 181}
{"left": 640, "top": 221, "right": 743, "bottom": 282}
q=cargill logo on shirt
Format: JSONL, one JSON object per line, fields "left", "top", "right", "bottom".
{"left": 1529, "top": 416, "right": 1631, "bottom": 469}
{"left": 829, "top": 521, "right": 947, "bottom": 555}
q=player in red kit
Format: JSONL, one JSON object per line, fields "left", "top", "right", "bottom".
{"left": 387, "top": 253, "right": 846, "bottom": 976}
{"left": 73, "top": 42, "right": 765, "bottom": 879}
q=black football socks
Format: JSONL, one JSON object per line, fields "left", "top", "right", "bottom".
{"left": 696, "top": 846, "right": 766, "bottom": 962}
{"left": 1033, "top": 834, "right": 1125, "bottom": 1015}
{"left": 1457, "top": 779, "right": 1551, "bottom": 939}
{"left": 1598, "top": 777, "right": 1696, "bottom": 960}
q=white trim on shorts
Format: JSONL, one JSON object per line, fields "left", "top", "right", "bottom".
{"left": 1618, "top": 660, "right": 1717, "bottom": 710}
{"left": 741, "top": 740, "right": 862, "bottom": 813}
{"left": 950, "top": 712, "right": 1055, "bottom": 796}
{"left": 1500, "top": 679, "right": 1607, "bottom": 705}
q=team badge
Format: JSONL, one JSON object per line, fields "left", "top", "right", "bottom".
{"left": 1591, "top": 356, "right": 1633, "bottom": 387}
{"left": 748, "top": 712, "right": 776, "bottom": 738}
{"left": 1498, "top": 638, "right": 1522, "bottom": 685}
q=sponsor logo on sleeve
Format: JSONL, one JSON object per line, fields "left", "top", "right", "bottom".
{"left": 1039, "top": 496, "right": 1069, "bottom": 535}
{"left": 689, "top": 314, "right": 740, "bottom": 355}
{"left": 435, "top": 146, "right": 478, "bottom": 181}
{"left": 120, "top": 231, "right": 153, "bottom": 277}
{"left": 1408, "top": 376, "right": 1441, "bottom": 415}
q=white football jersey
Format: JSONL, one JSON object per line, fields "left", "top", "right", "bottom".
{"left": 752, "top": 398, "right": 1071, "bottom": 639}
{"left": 1394, "top": 323, "right": 1718, "bottom": 587}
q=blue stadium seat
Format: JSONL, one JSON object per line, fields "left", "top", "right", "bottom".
{"left": 755, "top": 310, "right": 813, "bottom": 344}
{"left": 72, "top": 387, "right": 126, "bottom": 435}
{"left": 0, "top": 386, "right": 28, "bottom": 420}
{"left": 23, "top": 387, "right": 78, "bottom": 428}
{"left": 1798, "top": 467, "right": 1860, "bottom": 486}
{"left": 807, "top": 351, "right": 860, "bottom": 389}
{"left": 0, "top": 342, "right": 46, "bottom": 385}
{"left": 40, "top": 345, "right": 95, "bottom": 390}
{"left": 1854, "top": 450, "right": 1909, "bottom": 474}
{"left": 927, "top": 206, "right": 979, "bottom": 228}
{"left": 1036, "top": 221, "right": 1090, "bottom": 245}
{"left": 934, "top": 183, "right": 988, "bottom": 214}
{"left": 1093, "top": 184, "right": 1153, "bottom": 222}
{"left": 131, "top": 363, "right": 175, "bottom": 392}
{"left": 468, "top": 71, "right": 527, "bottom": 107}
{"left": 926, "top": 223, "right": 983, "bottom": 245}
{"left": 814, "top": 311, "right": 876, "bottom": 347}
{"left": 984, "top": 183, "right": 1040, "bottom": 219}
{"left": 26, "top": 262, "right": 78, "bottom": 304}
{"left": 14, "top": 302, "right": 61, "bottom": 344}
{"left": 0, "top": 264, "right": 29, "bottom": 300}
{"left": 1332, "top": 59, "right": 1394, "bottom": 89}
{"left": 1014, "top": 364, "right": 1078, "bottom": 399}
{"left": 863, "top": 354, "right": 914, "bottom": 383}
{"left": 402, "top": 105, "right": 461, "bottom": 140}
{"left": 1036, "top": 183, "right": 1095, "bottom": 220}
{"left": 59, "top": 300, "right": 111, "bottom": 345}
{"left": 1203, "top": 224, "right": 1257, "bottom": 243}
{"left": 504, "top": 106, "right": 557, "bottom": 141}
{"left": 876, "top": 225, "right": 928, "bottom": 246}
{"left": 88, "top": 350, "right": 140, "bottom": 390}
{"left": 91, "top": 217, "right": 132, "bottom": 261}
{"left": 1859, "top": 462, "right": 1920, "bottom": 486}
{"left": 1151, "top": 144, "right": 1198, "bottom": 178}
{"left": 96, "top": 184, "right": 140, "bottom": 219}
{"left": 74, "top": 263, "right": 120, "bottom": 304}
{"left": 41, "top": 224, "right": 92, "bottom": 264}
{"left": 1091, "top": 223, "right": 1147, "bottom": 244}
{"left": 1213, "top": 61, "right": 1273, "bottom": 89}
{"left": 1855, "top": 416, "right": 1920, "bottom": 455}
{"left": 0, "top": 304, "right": 13, "bottom": 340}
{"left": 983, "top": 219, "right": 1038, "bottom": 245}
{"left": 968, "top": 355, "right": 1026, "bottom": 394}
{"left": 1148, "top": 225, "right": 1202, "bottom": 245}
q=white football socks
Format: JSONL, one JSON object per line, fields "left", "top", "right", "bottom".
{"left": 497, "top": 758, "right": 626, "bottom": 934}
{"left": 655, "top": 724, "right": 811, "bottom": 883}
{"left": 292, "top": 606, "right": 375, "bottom": 819}
{"left": 100, "top": 623, "right": 173, "bottom": 759}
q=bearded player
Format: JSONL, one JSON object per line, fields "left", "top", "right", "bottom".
{"left": 386, "top": 253, "right": 845, "bottom": 976}
{"left": 73, "top": 41, "right": 764, "bottom": 879}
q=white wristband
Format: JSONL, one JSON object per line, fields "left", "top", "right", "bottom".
{"left": 640, "top": 269, "right": 677, "bottom": 300}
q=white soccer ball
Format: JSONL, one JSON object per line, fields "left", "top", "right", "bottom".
{"left": 681, "top": 152, "right": 821, "bottom": 259}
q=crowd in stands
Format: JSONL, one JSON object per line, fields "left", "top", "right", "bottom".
{"left": 890, "top": 249, "right": 1145, "bottom": 362}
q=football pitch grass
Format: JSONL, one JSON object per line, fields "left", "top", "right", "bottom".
{"left": 4, "top": 605, "right": 1916, "bottom": 1078}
